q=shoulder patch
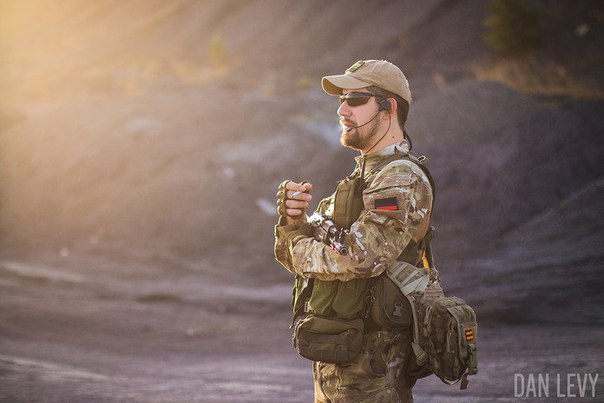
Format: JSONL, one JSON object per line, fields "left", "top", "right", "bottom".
{"left": 375, "top": 197, "right": 399, "bottom": 211}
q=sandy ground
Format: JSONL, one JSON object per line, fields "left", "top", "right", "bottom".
{"left": 1, "top": 258, "right": 603, "bottom": 403}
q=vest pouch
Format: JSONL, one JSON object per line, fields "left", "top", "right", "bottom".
{"left": 370, "top": 275, "right": 413, "bottom": 329}
{"left": 294, "top": 315, "right": 364, "bottom": 364}
{"left": 307, "top": 279, "right": 338, "bottom": 316}
{"left": 331, "top": 278, "right": 367, "bottom": 320}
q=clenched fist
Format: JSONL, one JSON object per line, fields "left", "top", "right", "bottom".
{"left": 277, "top": 180, "right": 313, "bottom": 224}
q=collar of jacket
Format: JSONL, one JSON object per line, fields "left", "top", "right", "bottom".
{"left": 354, "top": 140, "right": 410, "bottom": 178}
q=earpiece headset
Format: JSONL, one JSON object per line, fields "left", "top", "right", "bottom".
{"left": 378, "top": 99, "right": 392, "bottom": 112}
{"left": 378, "top": 98, "right": 413, "bottom": 150}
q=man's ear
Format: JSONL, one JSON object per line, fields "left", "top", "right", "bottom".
{"left": 380, "top": 98, "right": 397, "bottom": 119}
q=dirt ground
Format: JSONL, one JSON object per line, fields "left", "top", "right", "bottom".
{"left": 1, "top": 257, "right": 602, "bottom": 403}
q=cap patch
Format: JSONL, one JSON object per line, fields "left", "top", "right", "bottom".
{"left": 346, "top": 60, "right": 365, "bottom": 73}
{"left": 375, "top": 197, "right": 399, "bottom": 211}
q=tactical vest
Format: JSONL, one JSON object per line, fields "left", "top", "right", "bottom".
{"left": 291, "top": 150, "right": 436, "bottom": 330}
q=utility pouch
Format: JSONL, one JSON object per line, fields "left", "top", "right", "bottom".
{"left": 369, "top": 275, "right": 413, "bottom": 329}
{"left": 294, "top": 314, "right": 364, "bottom": 364}
{"left": 410, "top": 295, "right": 478, "bottom": 388}
{"left": 331, "top": 278, "right": 367, "bottom": 320}
{"left": 307, "top": 279, "right": 337, "bottom": 317}
{"left": 307, "top": 278, "right": 367, "bottom": 319}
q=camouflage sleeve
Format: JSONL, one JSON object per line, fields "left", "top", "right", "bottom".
{"left": 274, "top": 221, "right": 313, "bottom": 274}
{"left": 288, "top": 160, "right": 432, "bottom": 282}
{"left": 273, "top": 195, "right": 333, "bottom": 274}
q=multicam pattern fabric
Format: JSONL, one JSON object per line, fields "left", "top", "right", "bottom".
{"left": 274, "top": 141, "right": 432, "bottom": 403}
{"left": 274, "top": 142, "right": 433, "bottom": 282}
{"left": 312, "top": 330, "right": 414, "bottom": 403}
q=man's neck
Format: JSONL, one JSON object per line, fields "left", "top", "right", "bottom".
{"left": 362, "top": 128, "right": 405, "bottom": 156}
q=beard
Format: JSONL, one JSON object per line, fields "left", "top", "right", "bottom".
{"left": 339, "top": 118, "right": 380, "bottom": 151}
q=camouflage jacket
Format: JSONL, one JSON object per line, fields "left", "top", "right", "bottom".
{"left": 274, "top": 141, "right": 433, "bottom": 282}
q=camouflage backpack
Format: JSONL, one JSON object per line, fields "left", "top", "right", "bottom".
{"left": 386, "top": 261, "right": 478, "bottom": 389}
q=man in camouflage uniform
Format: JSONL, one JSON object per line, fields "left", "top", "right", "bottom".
{"left": 274, "top": 60, "right": 433, "bottom": 402}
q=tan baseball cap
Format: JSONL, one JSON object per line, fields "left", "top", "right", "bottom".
{"left": 322, "top": 60, "right": 412, "bottom": 104}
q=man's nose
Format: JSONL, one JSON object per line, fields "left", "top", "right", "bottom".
{"left": 337, "top": 101, "right": 351, "bottom": 117}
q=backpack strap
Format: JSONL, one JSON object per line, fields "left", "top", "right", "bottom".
{"left": 385, "top": 262, "right": 433, "bottom": 366}
{"left": 404, "top": 154, "right": 436, "bottom": 208}
{"left": 404, "top": 154, "right": 438, "bottom": 278}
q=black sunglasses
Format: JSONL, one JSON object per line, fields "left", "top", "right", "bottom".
{"left": 338, "top": 92, "right": 377, "bottom": 107}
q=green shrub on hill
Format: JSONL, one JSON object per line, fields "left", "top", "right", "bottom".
{"left": 484, "top": 0, "right": 543, "bottom": 55}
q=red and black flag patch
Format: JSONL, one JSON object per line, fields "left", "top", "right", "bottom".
{"left": 375, "top": 197, "right": 399, "bottom": 211}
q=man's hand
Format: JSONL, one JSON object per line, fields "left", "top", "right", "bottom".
{"left": 277, "top": 180, "right": 313, "bottom": 224}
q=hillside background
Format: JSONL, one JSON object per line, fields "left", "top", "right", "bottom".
{"left": 1, "top": 1, "right": 603, "bottom": 402}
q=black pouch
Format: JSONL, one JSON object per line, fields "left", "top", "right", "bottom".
{"left": 294, "top": 314, "right": 364, "bottom": 364}
{"left": 370, "top": 275, "right": 413, "bottom": 329}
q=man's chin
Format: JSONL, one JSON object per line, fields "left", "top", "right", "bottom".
{"left": 340, "top": 130, "right": 363, "bottom": 151}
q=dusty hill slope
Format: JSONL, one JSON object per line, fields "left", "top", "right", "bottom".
{"left": 409, "top": 81, "right": 604, "bottom": 255}
{"left": 1, "top": 1, "right": 603, "bottom": 324}
{"left": 0, "top": 0, "right": 490, "bottom": 98}
{"left": 447, "top": 178, "right": 604, "bottom": 325}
